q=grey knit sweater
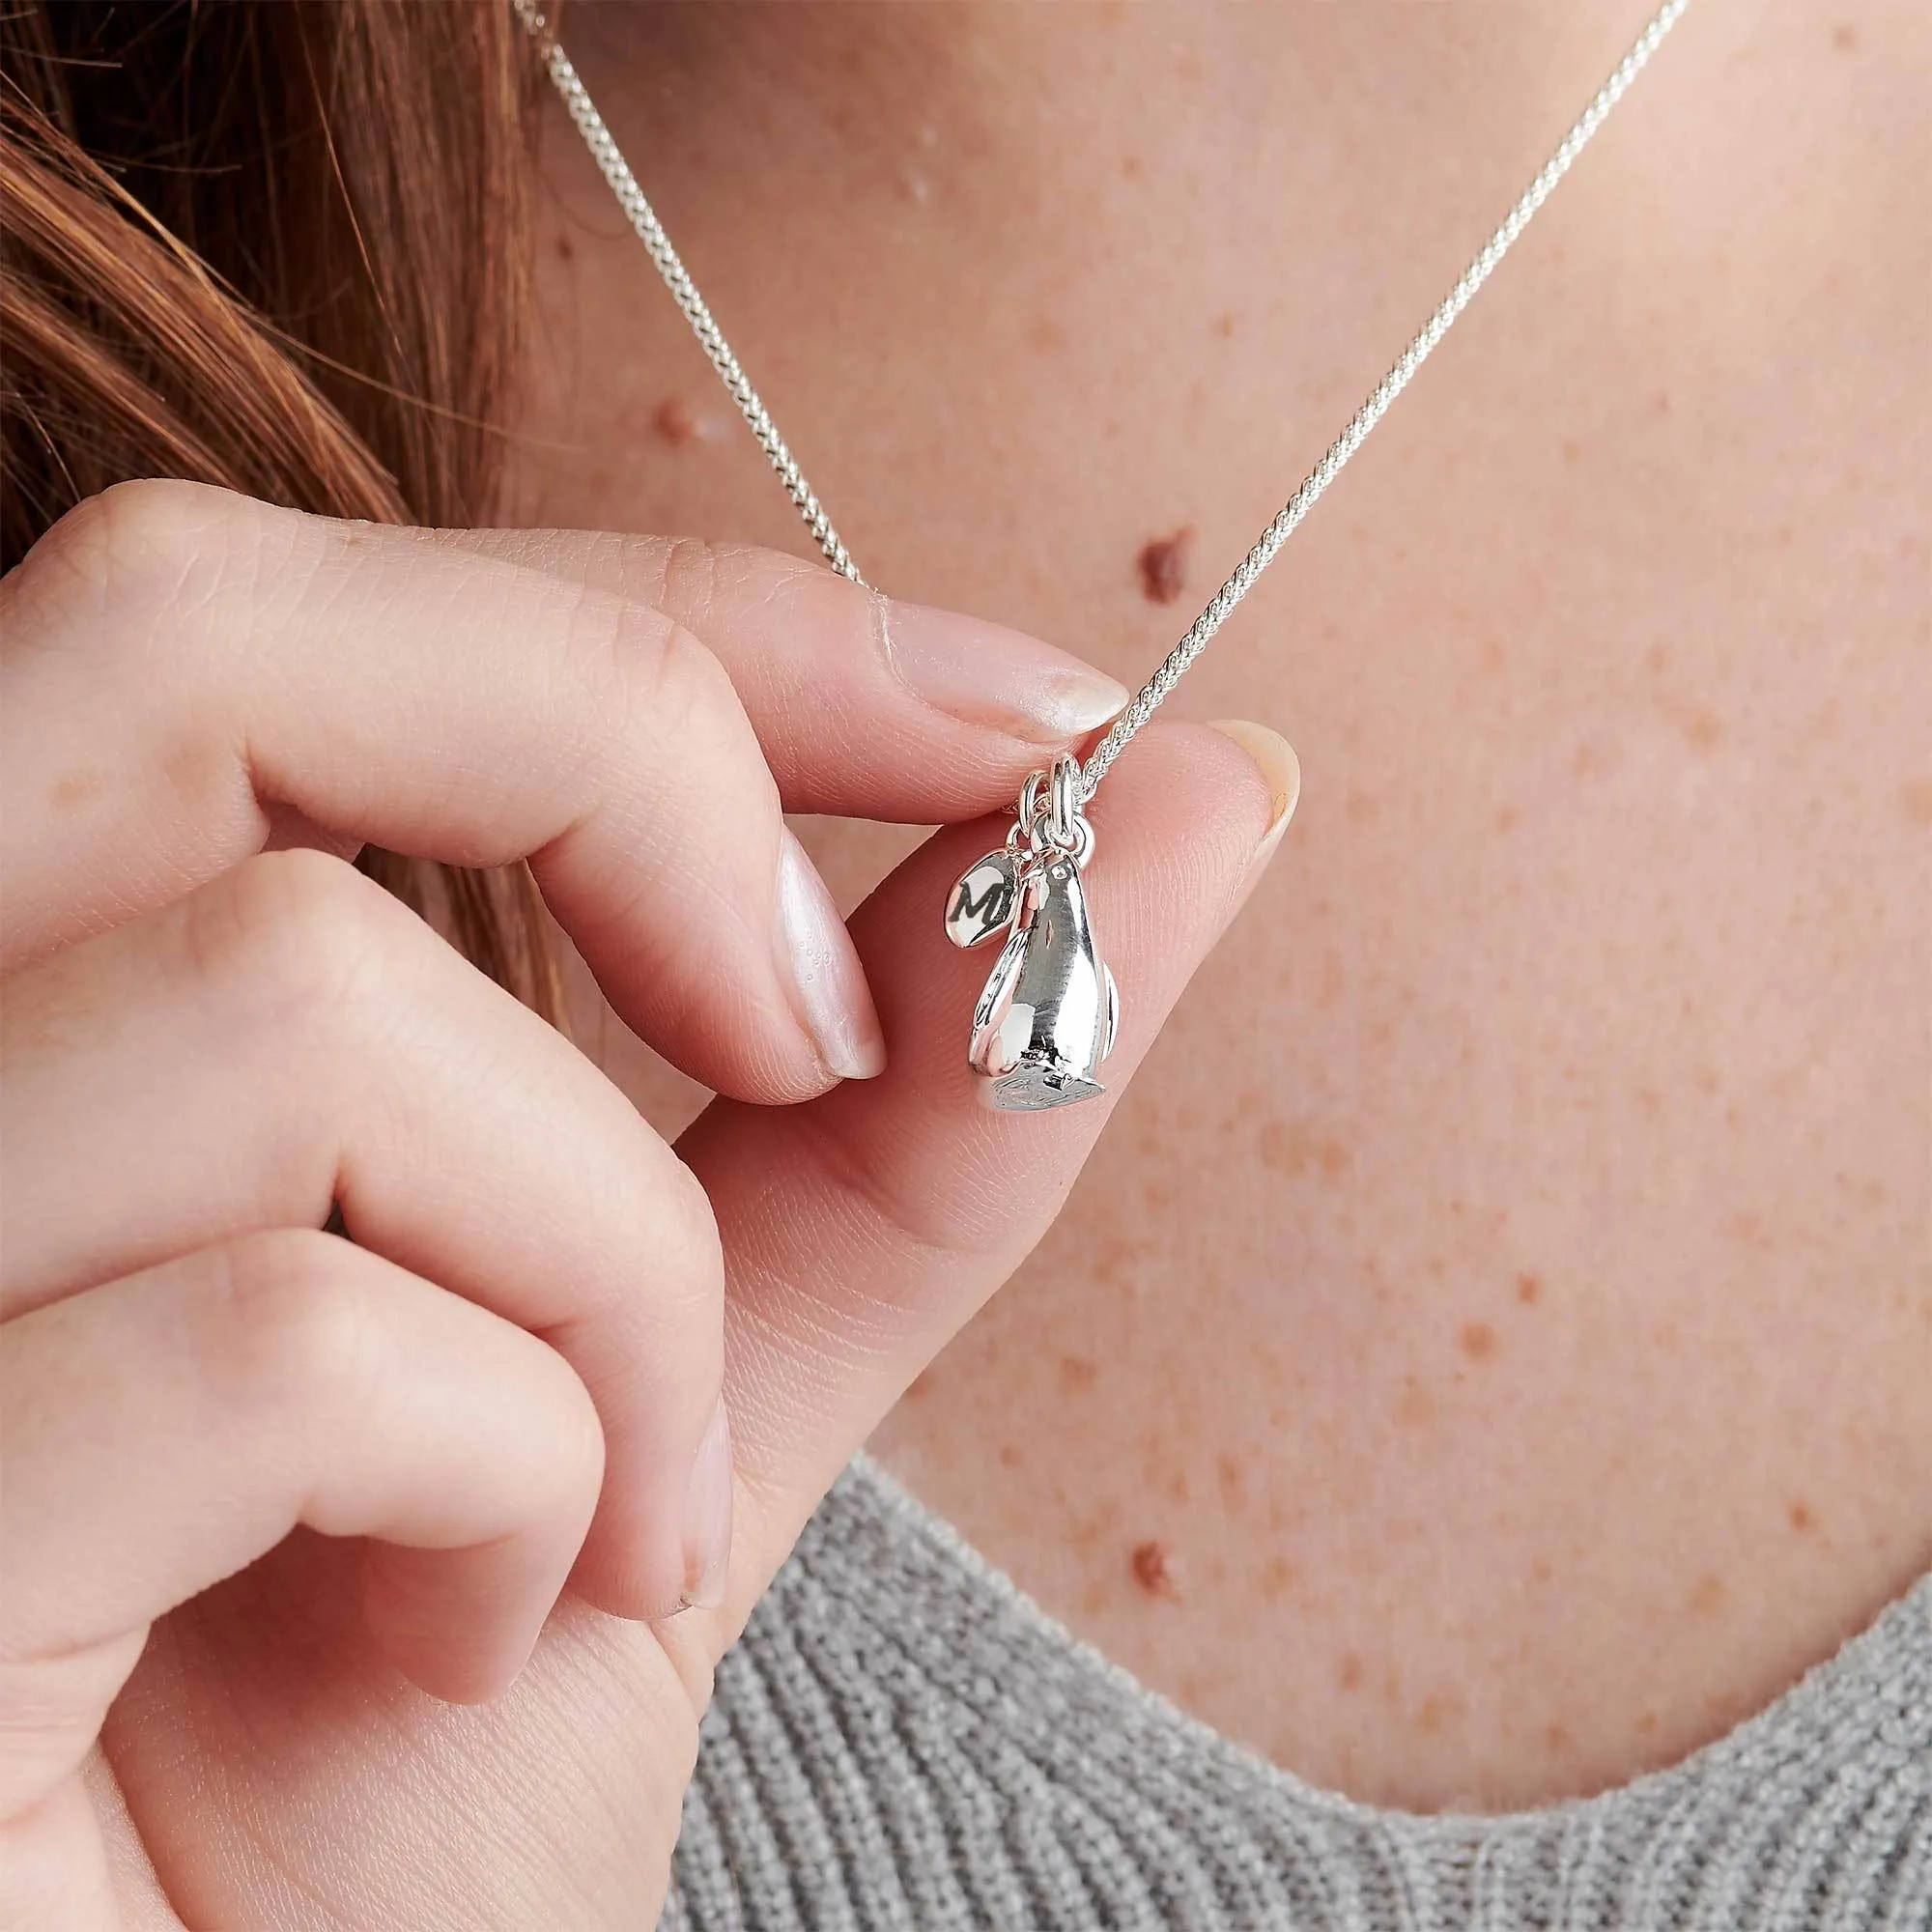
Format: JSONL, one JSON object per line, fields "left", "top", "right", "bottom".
{"left": 664, "top": 1458, "right": 1931, "bottom": 1931}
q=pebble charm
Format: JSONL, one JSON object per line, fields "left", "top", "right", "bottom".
{"left": 943, "top": 852, "right": 1020, "bottom": 951}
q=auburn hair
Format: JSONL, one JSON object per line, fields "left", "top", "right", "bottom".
{"left": 1, "top": 0, "right": 563, "bottom": 1020}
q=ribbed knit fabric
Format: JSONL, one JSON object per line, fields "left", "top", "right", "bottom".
{"left": 662, "top": 1458, "right": 1932, "bottom": 1932}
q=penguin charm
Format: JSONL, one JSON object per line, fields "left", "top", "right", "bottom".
{"left": 946, "top": 753, "right": 1119, "bottom": 1112}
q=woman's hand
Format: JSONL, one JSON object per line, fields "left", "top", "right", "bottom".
{"left": 0, "top": 482, "right": 1294, "bottom": 1928}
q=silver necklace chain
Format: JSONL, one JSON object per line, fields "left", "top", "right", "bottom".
{"left": 514, "top": 0, "right": 862, "bottom": 584}
{"left": 515, "top": 0, "right": 1690, "bottom": 804}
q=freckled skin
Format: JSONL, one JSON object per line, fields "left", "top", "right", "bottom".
{"left": 518, "top": 1, "right": 1931, "bottom": 1813}
{"left": 1689, "top": 1574, "right": 1728, "bottom": 1617}
{"left": 1395, "top": 1378, "right": 1436, "bottom": 1431}
{"left": 1257, "top": 1552, "right": 1297, "bottom": 1601}
{"left": 1058, "top": 1353, "right": 1098, "bottom": 1393}
{"left": 1458, "top": 1321, "right": 1500, "bottom": 1362}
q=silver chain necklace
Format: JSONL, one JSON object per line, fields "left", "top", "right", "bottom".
{"left": 515, "top": 0, "right": 1690, "bottom": 1110}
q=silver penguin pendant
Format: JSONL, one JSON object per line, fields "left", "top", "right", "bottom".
{"left": 969, "top": 851, "right": 1118, "bottom": 1109}
{"left": 944, "top": 753, "right": 1118, "bottom": 1112}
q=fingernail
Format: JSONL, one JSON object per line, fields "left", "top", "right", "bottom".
{"left": 1208, "top": 720, "right": 1301, "bottom": 892}
{"left": 776, "top": 826, "right": 888, "bottom": 1081}
{"left": 881, "top": 599, "right": 1130, "bottom": 745}
{"left": 681, "top": 1396, "right": 733, "bottom": 1612}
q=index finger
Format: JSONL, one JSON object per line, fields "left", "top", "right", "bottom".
{"left": 1, "top": 483, "right": 1124, "bottom": 1100}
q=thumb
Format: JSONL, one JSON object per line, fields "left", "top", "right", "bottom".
{"left": 677, "top": 718, "right": 1301, "bottom": 1629}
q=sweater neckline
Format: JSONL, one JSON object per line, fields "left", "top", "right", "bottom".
{"left": 838, "top": 1450, "right": 1932, "bottom": 1834}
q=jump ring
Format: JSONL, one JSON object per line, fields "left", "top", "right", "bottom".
{"left": 1028, "top": 810, "right": 1094, "bottom": 869}
{"left": 1047, "top": 753, "right": 1081, "bottom": 847}
{"left": 1017, "top": 770, "right": 1045, "bottom": 833}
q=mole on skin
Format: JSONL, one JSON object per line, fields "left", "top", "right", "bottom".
{"left": 1136, "top": 526, "right": 1194, "bottom": 604}
{"left": 653, "top": 397, "right": 699, "bottom": 446}
{"left": 1130, "top": 1540, "right": 1180, "bottom": 1599}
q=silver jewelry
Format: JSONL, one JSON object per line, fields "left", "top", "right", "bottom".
{"left": 515, "top": 0, "right": 1690, "bottom": 1109}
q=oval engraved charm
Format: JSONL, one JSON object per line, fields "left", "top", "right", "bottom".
{"left": 944, "top": 850, "right": 1019, "bottom": 949}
